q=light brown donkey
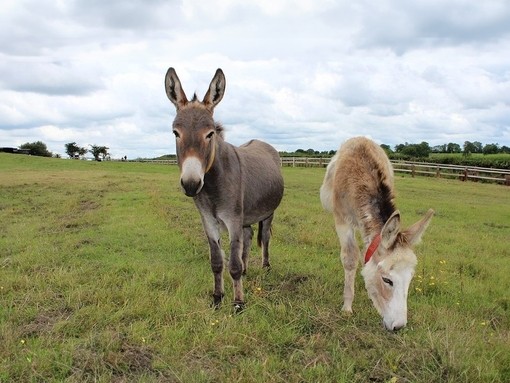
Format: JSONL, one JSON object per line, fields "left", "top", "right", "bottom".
{"left": 320, "top": 137, "right": 434, "bottom": 331}
{"left": 165, "top": 68, "right": 284, "bottom": 311}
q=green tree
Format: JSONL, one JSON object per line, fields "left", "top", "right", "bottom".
{"left": 463, "top": 141, "right": 483, "bottom": 155}
{"left": 19, "top": 141, "right": 52, "bottom": 157}
{"left": 432, "top": 144, "right": 447, "bottom": 153}
{"left": 447, "top": 142, "right": 461, "bottom": 153}
{"left": 380, "top": 144, "right": 393, "bottom": 156}
{"left": 89, "top": 145, "right": 109, "bottom": 161}
{"left": 65, "top": 142, "right": 87, "bottom": 159}
{"left": 394, "top": 143, "right": 406, "bottom": 153}
{"left": 482, "top": 143, "right": 499, "bottom": 155}
{"left": 396, "top": 142, "right": 430, "bottom": 158}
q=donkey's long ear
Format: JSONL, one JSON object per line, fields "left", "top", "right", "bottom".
{"left": 381, "top": 210, "right": 401, "bottom": 249}
{"left": 203, "top": 68, "right": 225, "bottom": 111}
{"left": 165, "top": 67, "right": 188, "bottom": 110}
{"left": 403, "top": 208, "right": 434, "bottom": 246}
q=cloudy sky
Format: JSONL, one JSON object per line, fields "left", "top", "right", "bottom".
{"left": 1, "top": 0, "right": 509, "bottom": 159}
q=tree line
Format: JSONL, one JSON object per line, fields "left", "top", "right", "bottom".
{"left": 10, "top": 141, "right": 110, "bottom": 161}
{"left": 64, "top": 142, "right": 110, "bottom": 161}
{"left": 12, "top": 139, "right": 510, "bottom": 161}
{"left": 283, "top": 140, "right": 510, "bottom": 158}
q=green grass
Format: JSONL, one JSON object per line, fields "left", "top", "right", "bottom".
{"left": 0, "top": 153, "right": 509, "bottom": 382}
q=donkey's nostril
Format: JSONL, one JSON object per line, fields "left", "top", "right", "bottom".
{"left": 181, "top": 178, "right": 203, "bottom": 197}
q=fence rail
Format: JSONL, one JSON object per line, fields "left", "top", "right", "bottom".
{"left": 135, "top": 157, "right": 510, "bottom": 185}
{"left": 135, "top": 159, "right": 178, "bottom": 165}
{"left": 280, "top": 157, "right": 510, "bottom": 185}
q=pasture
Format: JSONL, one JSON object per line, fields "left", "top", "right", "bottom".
{"left": 0, "top": 153, "right": 509, "bottom": 382}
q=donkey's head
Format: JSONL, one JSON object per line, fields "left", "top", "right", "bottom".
{"left": 361, "top": 209, "right": 434, "bottom": 331}
{"left": 165, "top": 68, "right": 226, "bottom": 197}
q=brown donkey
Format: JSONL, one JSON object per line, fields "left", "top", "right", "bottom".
{"left": 165, "top": 68, "right": 284, "bottom": 310}
{"left": 320, "top": 137, "right": 434, "bottom": 330}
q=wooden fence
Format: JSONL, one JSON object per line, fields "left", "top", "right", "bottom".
{"left": 135, "top": 157, "right": 510, "bottom": 185}
{"left": 280, "top": 157, "right": 510, "bottom": 185}
{"left": 390, "top": 160, "right": 510, "bottom": 185}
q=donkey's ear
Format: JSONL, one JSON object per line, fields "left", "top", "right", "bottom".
{"left": 381, "top": 210, "right": 401, "bottom": 249}
{"left": 403, "top": 208, "right": 434, "bottom": 246}
{"left": 165, "top": 67, "right": 188, "bottom": 110}
{"left": 203, "top": 68, "right": 225, "bottom": 111}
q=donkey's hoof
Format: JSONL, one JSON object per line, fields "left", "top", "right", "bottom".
{"left": 212, "top": 293, "right": 224, "bottom": 309}
{"left": 233, "top": 301, "right": 245, "bottom": 314}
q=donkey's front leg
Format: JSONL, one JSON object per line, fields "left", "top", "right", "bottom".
{"left": 228, "top": 226, "right": 245, "bottom": 310}
{"left": 199, "top": 212, "right": 224, "bottom": 308}
{"left": 207, "top": 237, "right": 225, "bottom": 307}
{"left": 335, "top": 222, "right": 359, "bottom": 313}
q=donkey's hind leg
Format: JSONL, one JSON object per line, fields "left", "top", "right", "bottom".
{"left": 242, "top": 226, "right": 254, "bottom": 275}
{"left": 258, "top": 213, "right": 274, "bottom": 268}
{"left": 335, "top": 221, "right": 360, "bottom": 313}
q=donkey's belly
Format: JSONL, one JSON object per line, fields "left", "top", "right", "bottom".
{"left": 243, "top": 209, "right": 274, "bottom": 226}
{"left": 242, "top": 188, "right": 283, "bottom": 225}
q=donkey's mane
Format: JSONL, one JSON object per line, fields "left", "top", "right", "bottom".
{"left": 374, "top": 169, "right": 396, "bottom": 225}
{"left": 215, "top": 123, "right": 225, "bottom": 139}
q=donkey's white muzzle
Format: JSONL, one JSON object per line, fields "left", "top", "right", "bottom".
{"left": 180, "top": 157, "right": 204, "bottom": 197}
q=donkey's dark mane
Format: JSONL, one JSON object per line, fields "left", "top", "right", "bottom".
{"left": 375, "top": 169, "right": 396, "bottom": 225}
{"left": 215, "top": 122, "right": 224, "bottom": 138}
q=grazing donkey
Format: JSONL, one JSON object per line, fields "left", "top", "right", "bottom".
{"left": 164, "top": 68, "right": 284, "bottom": 310}
{"left": 320, "top": 137, "right": 434, "bottom": 331}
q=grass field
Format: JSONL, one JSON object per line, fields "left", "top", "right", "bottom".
{"left": 0, "top": 153, "right": 509, "bottom": 382}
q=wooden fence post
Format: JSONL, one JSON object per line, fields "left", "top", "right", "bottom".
{"left": 411, "top": 165, "right": 415, "bottom": 178}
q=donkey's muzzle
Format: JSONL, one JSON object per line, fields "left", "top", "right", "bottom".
{"left": 180, "top": 156, "right": 205, "bottom": 197}
{"left": 181, "top": 178, "right": 203, "bottom": 197}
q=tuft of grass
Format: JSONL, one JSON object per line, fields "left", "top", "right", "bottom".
{"left": 0, "top": 153, "right": 509, "bottom": 382}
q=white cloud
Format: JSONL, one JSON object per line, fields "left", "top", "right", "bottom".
{"left": 0, "top": 0, "right": 509, "bottom": 158}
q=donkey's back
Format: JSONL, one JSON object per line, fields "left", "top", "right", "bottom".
{"left": 321, "top": 136, "right": 394, "bottom": 228}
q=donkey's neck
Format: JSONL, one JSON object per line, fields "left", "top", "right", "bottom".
{"left": 360, "top": 181, "right": 396, "bottom": 240}
{"left": 204, "top": 136, "right": 239, "bottom": 182}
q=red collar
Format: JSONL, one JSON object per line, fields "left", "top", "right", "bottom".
{"left": 364, "top": 233, "right": 381, "bottom": 264}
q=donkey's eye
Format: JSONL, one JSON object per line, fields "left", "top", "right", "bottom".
{"left": 382, "top": 277, "right": 394, "bottom": 287}
{"left": 206, "top": 131, "right": 215, "bottom": 139}
{"left": 173, "top": 130, "right": 180, "bottom": 138}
